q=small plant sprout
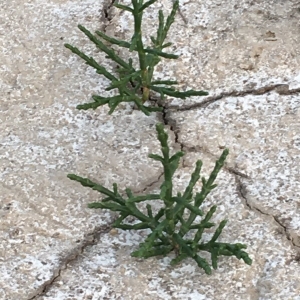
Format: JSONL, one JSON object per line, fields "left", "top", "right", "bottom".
{"left": 64, "top": 0, "right": 208, "bottom": 115}
{"left": 68, "top": 124, "right": 252, "bottom": 274}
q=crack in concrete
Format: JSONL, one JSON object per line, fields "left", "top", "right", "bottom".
{"left": 101, "top": 0, "right": 116, "bottom": 23}
{"left": 166, "top": 84, "right": 300, "bottom": 111}
{"left": 273, "top": 216, "right": 300, "bottom": 248}
{"left": 171, "top": 0, "right": 188, "bottom": 24}
{"left": 226, "top": 167, "right": 251, "bottom": 179}
{"left": 27, "top": 223, "right": 114, "bottom": 300}
{"left": 152, "top": 83, "right": 300, "bottom": 169}
{"left": 134, "top": 171, "right": 164, "bottom": 194}
{"left": 155, "top": 81, "right": 300, "bottom": 253}
{"left": 155, "top": 103, "right": 187, "bottom": 166}
{"left": 28, "top": 171, "right": 165, "bottom": 299}
{"left": 233, "top": 174, "right": 300, "bottom": 250}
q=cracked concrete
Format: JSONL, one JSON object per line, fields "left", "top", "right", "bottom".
{"left": 28, "top": 223, "right": 114, "bottom": 300}
{"left": 1, "top": 0, "right": 300, "bottom": 299}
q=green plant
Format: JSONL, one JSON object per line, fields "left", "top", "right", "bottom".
{"left": 65, "top": 0, "right": 252, "bottom": 274}
{"left": 68, "top": 123, "right": 252, "bottom": 274}
{"left": 64, "top": 0, "right": 208, "bottom": 115}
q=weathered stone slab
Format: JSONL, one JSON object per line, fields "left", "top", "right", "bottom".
{"left": 1, "top": 0, "right": 300, "bottom": 299}
{"left": 37, "top": 161, "right": 300, "bottom": 299}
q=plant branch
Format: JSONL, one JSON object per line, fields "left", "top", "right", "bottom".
{"left": 67, "top": 124, "right": 252, "bottom": 274}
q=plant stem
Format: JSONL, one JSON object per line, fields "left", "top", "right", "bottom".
{"left": 131, "top": 0, "right": 150, "bottom": 102}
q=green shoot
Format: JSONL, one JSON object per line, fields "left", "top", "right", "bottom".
{"left": 64, "top": 0, "right": 208, "bottom": 115}
{"left": 68, "top": 124, "right": 252, "bottom": 274}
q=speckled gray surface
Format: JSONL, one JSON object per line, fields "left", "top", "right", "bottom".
{"left": 0, "top": 0, "right": 300, "bottom": 299}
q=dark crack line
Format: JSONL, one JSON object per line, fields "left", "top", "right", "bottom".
{"left": 166, "top": 84, "right": 300, "bottom": 111}
{"left": 237, "top": 178, "right": 268, "bottom": 215}
{"left": 151, "top": 84, "right": 300, "bottom": 167}
{"left": 164, "top": 112, "right": 182, "bottom": 150}
{"left": 102, "top": 0, "right": 116, "bottom": 22}
{"left": 151, "top": 95, "right": 181, "bottom": 147}
{"left": 153, "top": 96, "right": 187, "bottom": 166}
{"left": 134, "top": 171, "right": 164, "bottom": 194}
{"left": 28, "top": 223, "right": 114, "bottom": 300}
{"left": 273, "top": 216, "right": 300, "bottom": 248}
{"left": 233, "top": 174, "right": 300, "bottom": 250}
{"left": 176, "top": 143, "right": 251, "bottom": 178}
{"left": 171, "top": 0, "right": 188, "bottom": 24}
{"left": 156, "top": 101, "right": 248, "bottom": 170}
{"left": 226, "top": 167, "right": 250, "bottom": 179}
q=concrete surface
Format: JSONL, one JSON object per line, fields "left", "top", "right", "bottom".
{"left": 0, "top": 0, "right": 300, "bottom": 299}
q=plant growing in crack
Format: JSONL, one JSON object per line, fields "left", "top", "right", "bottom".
{"left": 65, "top": 0, "right": 252, "bottom": 274}
{"left": 68, "top": 124, "right": 252, "bottom": 274}
{"left": 64, "top": 0, "right": 208, "bottom": 115}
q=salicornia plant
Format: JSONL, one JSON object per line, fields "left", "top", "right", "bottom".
{"left": 65, "top": 0, "right": 252, "bottom": 274}
{"left": 64, "top": 0, "right": 208, "bottom": 115}
{"left": 68, "top": 124, "right": 252, "bottom": 274}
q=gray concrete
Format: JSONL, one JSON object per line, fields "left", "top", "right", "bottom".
{"left": 0, "top": 0, "right": 300, "bottom": 299}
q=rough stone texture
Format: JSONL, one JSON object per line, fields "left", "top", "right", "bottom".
{"left": 0, "top": 0, "right": 171, "bottom": 298}
{"left": 0, "top": 0, "right": 300, "bottom": 299}
{"left": 35, "top": 165, "right": 300, "bottom": 300}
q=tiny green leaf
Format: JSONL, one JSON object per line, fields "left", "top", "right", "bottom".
{"left": 114, "top": 3, "right": 134, "bottom": 12}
